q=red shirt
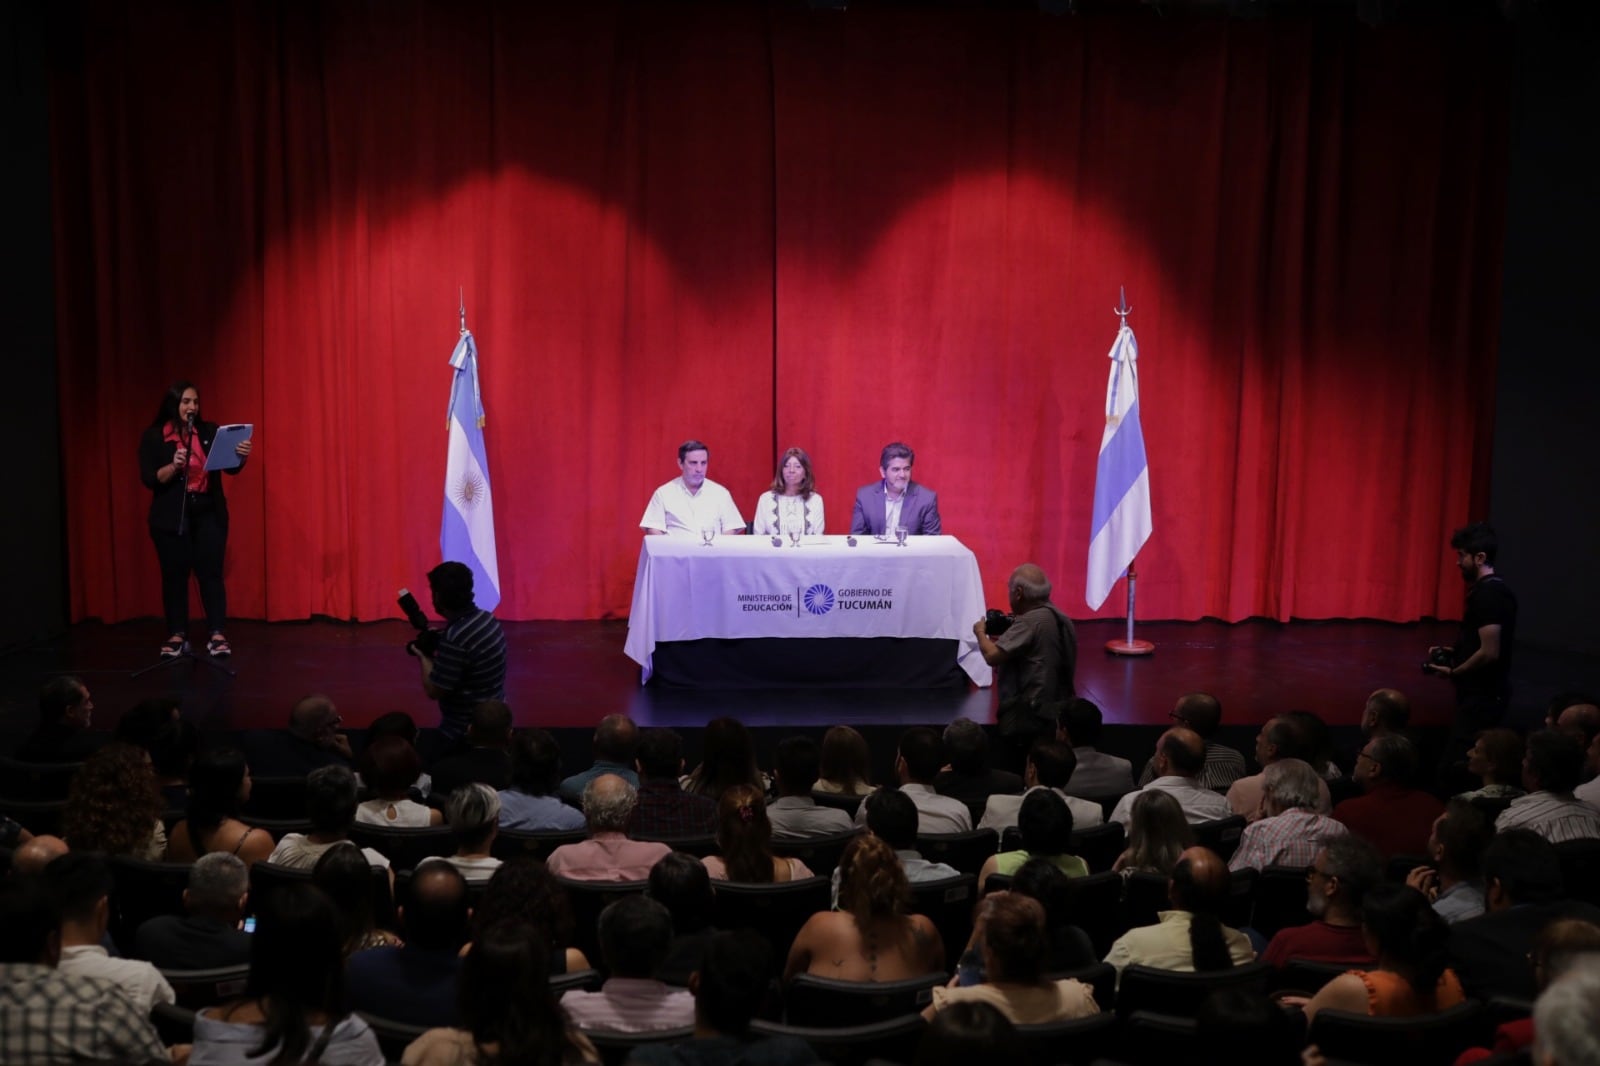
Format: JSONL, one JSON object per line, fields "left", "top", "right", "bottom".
{"left": 1332, "top": 783, "right": 1445, "bottom": 859}
{"left": 162, "top": 422, "right": 210, "bottom": 493}
{"left": 1261, "top": 920, "right": 1376, "bottom": 968}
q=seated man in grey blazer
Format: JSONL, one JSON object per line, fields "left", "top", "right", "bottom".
{"left": 850, "top": 441, "right": 941, "bottom": 536}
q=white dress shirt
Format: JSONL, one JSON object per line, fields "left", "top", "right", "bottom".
{"left": 56, "top": 944, "right": 175, "bottom": 1015}
{"left": 639, "top": 477, "right": 745, "bottom": 537}
{"left": 1109, "top": 776, "right": 1233, "bottom": 828}
{"left": 979, "top": 786, "right": 1104, "bottom": 833}
{"left": 1495, "top": 791, "right": 1600, "bottom": 844}
{"left": 855, "top": 783, "right": 972, "bottom": 834}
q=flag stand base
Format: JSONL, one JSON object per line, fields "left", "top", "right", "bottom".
{"left": 1105, "top": 638, "right": 1155, "bottom": 656}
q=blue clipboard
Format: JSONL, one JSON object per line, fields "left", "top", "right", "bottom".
{"left": 204, "top": 424, "right": 253, "bottom": 471}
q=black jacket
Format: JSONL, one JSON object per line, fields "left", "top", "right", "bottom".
{"left": 139, "top": 419, "right": 244, "bottom": 532}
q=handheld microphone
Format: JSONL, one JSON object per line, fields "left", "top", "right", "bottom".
{"left": 186, "top": 411, "right": 196, "bottom": 426}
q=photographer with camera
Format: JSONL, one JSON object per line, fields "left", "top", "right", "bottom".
{"left": 1425, "top": 522, "right": 1517, "bottom": 790}
{"left": 411, "top": 561, "right": 508, "bottom": 744}
{"left": 973, "top": 564, "right": 1078, "bottom": 770}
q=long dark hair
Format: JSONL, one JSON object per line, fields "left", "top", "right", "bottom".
{"left": 312, "top": 843, "right": 382, "bottom": 955}
{"left": 684, "top": 718, "right": 763, "bottom": 801}
{"left": 1362, "top": 882, "right": 1451, "bottom": 997}
{"left": 459, "top": 920, "right": 588, "bottom": 1066}
{"left": 1172, "top": 855, "right": 1235, "bottom": 973}
{"left": 244, "top": 882, "right": 347, "bottom": 1064}
{"left": 715, "top": 785, "right": 776, "bottom": 883}
{"left": 186, "top": 747, "right": 249, "bottom": 838}
{"left": 151, "top": 379, "right": 199, "bottom": 429}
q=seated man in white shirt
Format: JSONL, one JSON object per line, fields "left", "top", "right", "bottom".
{"left": 767, "top": 736, "right": 854, "bottom": 840}
{"left": 832, "top": 788, "right": 958, "bottom": 905}
{"left": 854, "top": 727, "right": 972, "bottom": 835}
{"left": 979, "top": 740, "right": 1104, "bottom": 833}
{"left": 561, "top": 895, "right": 695, "bottom": 1033}
{"left": 45, "top": 851, "right": 175, "bottom": 1015}
{"left": 1110, "top": 729, "right": 1233, "bottom": 828}
{"left": 639, "top": 439, "right": 746, "bottom": 539}
{"left": 1495, "top": 730, "right": 1600, "bottom": 845}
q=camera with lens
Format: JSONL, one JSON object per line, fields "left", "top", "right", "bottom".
{"left": 1421, "top": 646, "right": 1454, "bottom": 675}
{"left": 985, "top": 608, "right": 1015, "bottom": 637}
{"left": 398, "top": 587, "right": 441, "bottom": 658}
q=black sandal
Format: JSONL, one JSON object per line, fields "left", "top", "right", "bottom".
{"left": 206, "top": 635, "right": 232, "bottom": 658}
{"left": 159, "top": 636, "right": 186, "bottom": 659}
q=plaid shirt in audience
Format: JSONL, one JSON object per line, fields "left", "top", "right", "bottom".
{"left": 0, "top": 965, "right": 169, "bottom": 1064}
{"left": 1227, "top": 808, "right": 1349, "bottom": 872}
{"left": 628, "top": 779, "right": 718, "bottom": 838}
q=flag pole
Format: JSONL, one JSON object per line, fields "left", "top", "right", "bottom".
{"left": 1105, "top": 287, "right": 1155, "bottom": 657}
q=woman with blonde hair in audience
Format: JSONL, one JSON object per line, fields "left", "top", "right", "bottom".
{"left": 814, "top": 725, "right": 878, "bottom": 797}
{"left": 681, "top": 717, "right": 769, "bottom": 801}
{"left": 702, "top": 785, "right": 812, "bottom": 883}
{"left": 923, "top": 893, "right": 1098, "bottom": 1024}
{"left": 1112, "top": 788, "right": 1195, "bottom": 878}
{"left": 62, "top": 741, "right": 167, "bottom": 860}
{"left": 785, "top": 833, "right": 943, "bottom": 982}
{"left": 165, "top": 746, "right": 276, "bottom": 866}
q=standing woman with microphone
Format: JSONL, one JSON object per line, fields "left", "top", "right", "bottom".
{"left": 138, "top": 380, "right": 252, "bottom": 659}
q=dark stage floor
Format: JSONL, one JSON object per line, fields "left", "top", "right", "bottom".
{"left": 3, "top": 618, "right": 1592, "bottom": 764}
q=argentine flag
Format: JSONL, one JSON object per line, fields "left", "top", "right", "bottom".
{"left": 441, "top": 331, "right": 501, "bottom": 611}
{"left": 1086, "top": 322, "right": 1152, "bottom": 610}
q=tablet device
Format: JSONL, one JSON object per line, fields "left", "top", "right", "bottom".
{"left": 204, "top": 424, "right": 254, "bottom": 471}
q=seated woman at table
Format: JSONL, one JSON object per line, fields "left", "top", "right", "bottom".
{"left": 751, "top": 446, "right": 824, "bottom": 536}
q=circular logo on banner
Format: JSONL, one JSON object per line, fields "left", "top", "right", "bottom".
{"left": 802, "top": 584, "right": 835, "bottom": 615}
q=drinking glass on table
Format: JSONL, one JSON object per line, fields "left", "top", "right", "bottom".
{"left": 785, "top": 516, "right": 803, "bottom": 548}
{"left": 895, "top": 525, "right": 909, "bottom": 547}
{"left": 700, "top": 525, "right": 716, "bottom": 547}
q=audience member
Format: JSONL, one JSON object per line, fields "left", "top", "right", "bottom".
{"left": 814, "top": 725, "right": 877, "bottom": 797}
{"left": 1332, "top": 734, "right": 1445, "bottom": 858}
{"left": 1056, "top": 697, "right": 1135, "bottom": 797}
{"left": 1448, "top": 829, "right": 1600, "bottom": 1002}
{"left": 767, "top": 736, "right": 854, "bottom": 839}
{"left": 631, "top": 930, "right": 818, "bottom": 1065}
{"left": 246, "top": 693, "right": 353, "bottom": 777}
{"left": 113, "top": 695, "right": 182, "bottom": 749}
{"left": 313, "top": 842, "right": 403, "bottom": 955}
{"left": 427, "top": 700, "right": 514, "bottom": 797}
{"left": 62, "top": 742, "right": 167, "bottom": 860}
{"left": 497, "top": 728, "right": 586, "bottom": 833}
{"left": 403, "top": 920, "right": 599, "bottom": 1065}
{"left": 681, "top": 717, "right": 769, "bottom": 802}
{"left": 267, "top": 764, "right": 392, "bottom": 871}
{"left": 978, "top": 788, "right": 1085, "bottom": 891}
{"left": 1005, "top": 858, "right": 1099, "bottom": 972}
{"left": 934, "top": 718, "right": 1024, "bottom": 822}
{"left": 703, "top": 786, "right": 814, "bottom": 883}
{"left": 830, "top": 789, "right": 953, "bottom": 904}
{"left": 356, "top": 735, "right": 442, "bottom": 827}
{"left": 1, "top": 814, "right": 30, "bottom": 851}
{"left": 561, "top": 895, "right": 695, "bottom": 1032}
{"left": 164, "top": 746, "right": 275, "bottom": 866}
{"left": 45, "top": 851, "right": 175, "bottom": 1013}
{"left": 1113, "top": 789, "right": 1195, "bottom": 878}
{"left": 1228, "top": 759, "right": 1348, "bottom": 873}
{"left": 471, "top": 857, "right": 588, "bottom": 974}
{"left": 124, "top": 701, "right": 196, "bottom": 809}
{"left": 547, "top": 775, "right": 671, "bottom": 881}
{"left": 650, "top": 852, "right": 718, "bottom": 987}
{"left": 362, "top": 711, "right": 433, "bottom": 798}
{"left": 912, "top": 1001, "right": 1025, "bottom": 1066}
{"left": 1457, "top": 918, "right": 1600, "bottom": 1064}
{"left": 786, "top": 834, "right": 943, "bottom": 982}
{"left": 0, "top": 876, "right": 168, "bottom": 1065}
{"left": 630, "top": 728, "right": 719, "bottom": 838}
{"left": 346, "top": 860, "right": 470, "bottom": 1029}
{"left": 1104, "top": 846, "right": 1254, "bottom": 974}
{"left": 1227, "top": 717, "right": 1332, "bottom": 821}
{"left": 16, "top": 675, "right": 106, "bottom": 764}
{"left": 192, "top": 880, "right": 382, "bottom": 1063}
{"left": 1282, "top": 709, "right": 1345, "bottom": 783}
{"left": 978, "top": 739, "right": 1103, "bottom": 833}
{"left": 1578, "top": 729, "right": 1600, "bottom": 808}
{"left": 1532, "top": 957, "right": 1600, "bottom": 1066}
{"left": 8, "top": 833, "right": 68, "bottom": 876}
{"left": 135, "top": 851, "right": 253, "bottom": 970}
{"left": 442, "top": 783, "right": 502, "bottom": 883}
{"left": 853, "top": 727, "right": 972, "bottom": 834}
{"left": 925, "top": 893, "right": 1098, "bottom": 1023}
{"left": 1300, "top": 882, "right": 1464, "bottom": 1021}
{"left": 1135, "top": 693, "right": 1247, "bottom": 790}
{"left": 1110, "top": 728, "right": 1232, "bottom": 828}
{"left": 559, "top": 714, "right": 641, "bottom": 804}
{"left": 1556, "top": 699, "right": 1600, "bottom": 746}
{"left": 1495, "top": 729, "right": 1600, "bottom": 843}
{"left": 1406, "top": 799, "right": 1493, "bottom": 924}
{"left": 1360, "top": 688, "right": 1411, "bottom": 740}
{"left": 1262, "top": 835, "right": 1383, "bottom": 968}
{"left": 1458, "top": 727, "right": 1527, "bottom": 803}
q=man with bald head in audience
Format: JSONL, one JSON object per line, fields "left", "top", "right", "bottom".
{"left": 1360, "top": 688, "right": 1411, "bottom": 741}
{"left": 1111, "top": 728, "right": 1232, "bottom": 828}
{"left": 246, "top": 693, "right": 352, "bottom": 777}
{"left": 1136, "top": 693, "right": 1246, "bottom": 791}
{"left": 1103, "top": 846, "right": 1255, "bottom": 973}
{"left": 9, "top": 834, "right": 68, "bottom": 877}
{"left": 1227, "top": 715, "right": 1332, "bottom": 821}
{"left": 347, "top": 859, "right": 470, "bottom": 1028}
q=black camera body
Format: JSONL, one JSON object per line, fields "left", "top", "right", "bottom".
{"left": 1421, "top": 646, "right": 1454, "bottom": 675}
{"left": 399, "top": 587, "right": 442, "bottom": 658}
{"left": 985, "top": 608, "right": 1015, "bottom": 637}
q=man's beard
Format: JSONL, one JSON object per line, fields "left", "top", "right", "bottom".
{"left": 1306, "top": 891, "right": 1328, "bottom": 918}
{"left": 1459, "top": 562, "right": 1480, "bottom": 584}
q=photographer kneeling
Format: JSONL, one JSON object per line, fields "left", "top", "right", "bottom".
{"left": 974, "top": 564, "right": 1078, "bottom": 771}
{"left": 411, "top": 561, "right": 508, "bottom": 747}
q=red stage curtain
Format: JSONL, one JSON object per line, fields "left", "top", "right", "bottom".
{"left": 49, "top": 2, "right": 1508, "bottom": 625}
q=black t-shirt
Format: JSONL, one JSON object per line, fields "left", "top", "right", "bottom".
{"left": 1455, "top": 575, "right": 1516, "bottom": 694}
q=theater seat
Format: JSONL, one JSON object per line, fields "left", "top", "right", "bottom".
{"left": 1115, "top": 960, "right": 1273, "bottom": 1017}
{"left": 584, "top": 1025, "right": 695, "bottom": 1066}
{"left": 748, "top": 1014, "right": 927, "bottom": 1066}
{"left": 109, "top": 856, "right": 193, "bottom": 953}
{"left": 491, "top": 827, "right": 586, "bottom": 861}
{"left": 905, "top": 873, "right": 976, "bottom": 966}
{"left": 1307, "top": 1000, "right": 1486, "bottom": 1066}
{"left": 347, "top": 823, "right": 456, "bottom": 870}
{"left": 1014, "top": 1010, "right": 1118, "bottom": 1066}
{"left": 916, "top": 829, "right": 999, "bottom": 875}
{"left": 783, "top": 972, "right": 944, "bottom": 1026}
{"left": 711, "top": 876, "right": 831, "bottom": 975}
{"left": 769, "top": 828, "right": 859, "bottom": 876}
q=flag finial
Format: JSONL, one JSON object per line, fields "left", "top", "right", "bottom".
{"left": 1114, "top": 286, "right": 1131, "bottom": 326}
{"left": 458, "top": 288, "right": 467, "bottom": 336}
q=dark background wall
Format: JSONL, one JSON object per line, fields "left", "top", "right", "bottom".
{"left": 3, "top": 1, "right": 1596, "bottom": 659}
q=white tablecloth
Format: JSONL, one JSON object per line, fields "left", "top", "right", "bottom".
{"left": 624, "top": 534, "right": 993, "bottom": 686}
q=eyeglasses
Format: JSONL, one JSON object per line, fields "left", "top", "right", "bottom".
{"left": 1168, "top": 712, "right": 1190, "bottom": 725}
{"left": 1355, "top": 752, "right": 1382, "bottom": 768}
{"left": 1306, "top": 866, "right": 1335, "bottom": 881}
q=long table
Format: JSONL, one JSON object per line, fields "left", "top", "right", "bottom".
{"left": 624, "top": 534, "right": 994, "bottom": 687}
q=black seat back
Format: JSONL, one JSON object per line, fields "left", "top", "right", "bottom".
{"left": 1116, "top": 960, "right": 1273, "bottom": 1017}
{"left": 783, "top": 972, "right": 943, "bottom": 1027}
{"left": 711, "top": 876, "right": 831, "bottom": 974}
{"left": 905, "top": 873, "right": 977, "bottom": 967}
{"left": 1308, "top": 1001, "right": 1486, "bottom": 1066}
{"left": 347, "top": 823, "right": 456, "bottom": 870}
{"left": 916, "top": 829, "right": 999, "bottom": 875}
{"left": 769, "top": 828, "right": 860, "bottom": 876}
